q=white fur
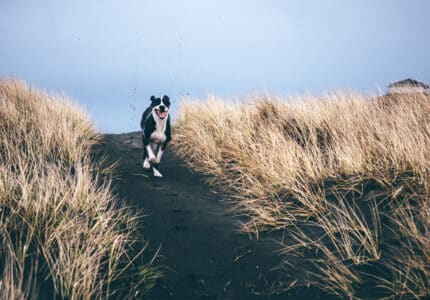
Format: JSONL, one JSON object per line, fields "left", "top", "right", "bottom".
{"left": 153, "top": 166, "right": 163, "bottom": 177}
{"left": 143, "top": 158, "right": 151, "bottom": 169}
{"left": 146, "top": 145, "right": 156, "bottom": 162}
{"left": 148, "top": 106, "right": 168, "bottom": 164}
{"left": 154, "top": 148, "right": 163, "bottom": 164}
{"left": 150, "top": 110, "right": 167, "bottom": 144}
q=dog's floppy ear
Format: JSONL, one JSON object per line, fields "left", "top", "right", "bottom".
{"left": 150, "top": 95, "right": 156, "bottom": 102}
{"left": 162, "top": 95, "right": 170, "bottom": 104}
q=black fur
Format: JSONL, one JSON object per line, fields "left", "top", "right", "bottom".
{"left": 140, "top": 95, "right": 172, "bottom": 164}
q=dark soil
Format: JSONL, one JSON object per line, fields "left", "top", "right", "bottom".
{"left": 100, "top": 132, "right": 331, "bottom": 300}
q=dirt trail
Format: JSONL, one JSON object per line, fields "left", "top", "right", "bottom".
{"left": 101, "top": 132, "right": 327, "bottom": 300}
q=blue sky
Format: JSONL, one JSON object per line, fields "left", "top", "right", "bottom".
{"left": 1, "top": 0, "right": 429, "bottom": 133}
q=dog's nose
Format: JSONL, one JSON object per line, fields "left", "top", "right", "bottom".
{"left": 159, "top": 105, "right": 166, "bottom": 112}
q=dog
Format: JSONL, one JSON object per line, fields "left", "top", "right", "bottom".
{"left": 140, "top": 95, "right": 172, "bottom": 177}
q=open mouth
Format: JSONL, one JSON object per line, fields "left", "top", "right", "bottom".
{"left": 155, "top": 109, "right": 168, "bottom": 119}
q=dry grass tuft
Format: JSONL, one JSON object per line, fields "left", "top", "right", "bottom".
{"left": 0, "top": 78, "right": 158, "bottom": 299}
{"left": 174, "top": 92, "right": 430, "bottom": 298}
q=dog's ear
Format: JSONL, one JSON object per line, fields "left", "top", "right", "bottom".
{"left": 150, "top": 95, "right": 156, "bottom": 102}
{"left": 162, "top": 95, "right": 170, "bottom": 104}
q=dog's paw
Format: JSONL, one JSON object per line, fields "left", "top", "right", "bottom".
{"left": 142, "top": 159, "right": 151, "bottom": 169}
{"left": 153, "top": 167, "right": 163, "bottom": 177}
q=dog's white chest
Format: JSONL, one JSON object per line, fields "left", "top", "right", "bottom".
{"left": 150, "top": 115, "right": 167, "bottom": 143}
{"left": 150, "top": 130, "right": 166, "bottom": 143}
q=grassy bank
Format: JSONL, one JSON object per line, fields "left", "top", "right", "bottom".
{"left": 174, "top": 92, "right": 430, "bottom": 298}
{"left": 0, "top": 78, "right": 157, "bottom": 299}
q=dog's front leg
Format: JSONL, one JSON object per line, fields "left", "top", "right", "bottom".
{"left": 142, "top": 145, "right": 152, "bottom": 169}
{"left": 146, "top": 145, "right": 156, "bottom": 162}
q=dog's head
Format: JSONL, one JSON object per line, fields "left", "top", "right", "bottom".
{"left": 150, "top": 95, "right": 170, "bottom": 119}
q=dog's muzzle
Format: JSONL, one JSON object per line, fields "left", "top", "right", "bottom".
{"left": 155, "top": 106, "right": 168, "bottom": 119}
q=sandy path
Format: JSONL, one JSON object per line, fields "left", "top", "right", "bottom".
{"left": 100, "top": 132, "right": 327, "bottom": 300}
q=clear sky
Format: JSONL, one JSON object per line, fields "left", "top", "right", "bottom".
{"left": 1, "top": 0, "right": 429, "bottom": 133}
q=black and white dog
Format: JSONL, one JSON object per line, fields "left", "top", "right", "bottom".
{"left": 140, "top": 95, "right": 172, "bottom": 177}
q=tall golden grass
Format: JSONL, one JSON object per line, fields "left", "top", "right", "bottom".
{"left": 0, "top": 78, "right": 157, "bottom": 299}
{"left": 174, "top": 92, "right": 430, "bottom": 298}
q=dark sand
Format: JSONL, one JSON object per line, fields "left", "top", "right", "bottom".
{"left": 100, "top": 132, "right": 330, "bottom": 300}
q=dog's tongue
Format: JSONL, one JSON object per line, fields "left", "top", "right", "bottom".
{"left": 159, "top": 111, "right": 168, "bottom": 119}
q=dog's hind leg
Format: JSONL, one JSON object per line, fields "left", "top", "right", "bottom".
{"left": 154, "top": 147, "right": 163, "bottom": 164}
{"left": 154, "top": 137, "right": 169, "bottom": 164}
{"left": 152, "top": 164, "right": 163, "bottom": 177}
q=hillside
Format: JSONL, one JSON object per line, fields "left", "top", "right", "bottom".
{"left": 0, "top": 79, "right": 156, "bottom": 299}
{"left": 173, "top": 92, "right": 430, "bottom": 298}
